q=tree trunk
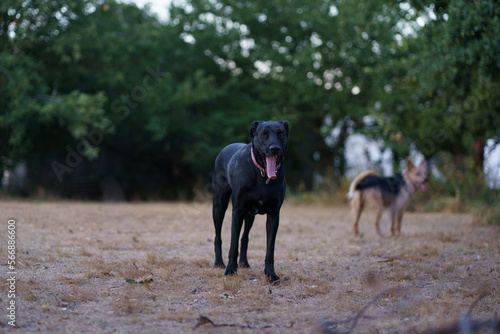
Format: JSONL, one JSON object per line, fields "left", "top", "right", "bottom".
{"left": 472, "top": 139, "right": 484, "bottom": 171}
{"left": 333, "top": 120, "right": 349, "bottom": 178}
{"left": 316, "top": 132, "right": 337, "bottom": 186}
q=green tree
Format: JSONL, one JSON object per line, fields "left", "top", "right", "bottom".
{"left": 0, "top": 0, "right": 109, "bottom": 173}
{"left": 1, "top": 0, "right": 243, "bottom": 197}
{"left": 374, "top": 0, "right": 500, "bottom": 172}
{"left": 3, "top": 0, "right": 496, "bottom": 200}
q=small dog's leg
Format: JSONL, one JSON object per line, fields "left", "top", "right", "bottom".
{"left": 351, "top": 192, "right": 363, "bottom": 237}
{"left": 389, "top": 209, "right": 397, "bottom": 236}
{"left": 395, "top": 210, "right": 405, "bottom": 237}
{"left": 374, "top": 207, "right": 384, "bottom": 237}
{"left": 353, "top": 222, "right": 359, "bottom": 237}
{"left": 264, "top": 212, "right": 280, "bottom": 282}
{"left": 239, "top": 214, "right": 255, "bottom": 268}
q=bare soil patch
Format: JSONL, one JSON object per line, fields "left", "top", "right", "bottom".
{"left": 1, "top": 201, "right": 499, "bottom": 333}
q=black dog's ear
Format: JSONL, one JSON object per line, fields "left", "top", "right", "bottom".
{"left": 250, "top": 120, "right": 261, "bottom": 138}
{"left": 278, "top": 121, "right": 289, "bottom": 137}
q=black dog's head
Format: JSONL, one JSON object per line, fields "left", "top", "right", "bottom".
{"left": 250, "top": 120, "right": 289, "bottom": 180}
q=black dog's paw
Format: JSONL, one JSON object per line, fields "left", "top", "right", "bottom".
{"left": 264, "top": 269, "right": 280, "bottom": 283}
{"left": 224, "top": 267, "right": 237, "bottom": 276}
{"left": 238, "top": 261, "right": 251, "bottom": 269}
{"left": 214, "top": 260, "right": 226, "bottom": 268}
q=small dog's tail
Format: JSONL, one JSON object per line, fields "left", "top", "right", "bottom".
{"left": 347, "top": 170, "right": 377, "bottom": 199}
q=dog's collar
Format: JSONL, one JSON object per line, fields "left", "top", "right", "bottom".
{"left": 251, "top": 147, "right": 281, "bottom": 184}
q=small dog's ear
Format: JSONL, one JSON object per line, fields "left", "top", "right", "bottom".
{"left": 250, "top": 121, "right": 261, "bottom": 138}
{"left": 278, "top": 121, "right": 289, "bottom": 137}
{"left": 419, "top": 160, "right": 426, "bottom": 168}
{"left": 406, "top": 157, "right": 415, "bottom": 170}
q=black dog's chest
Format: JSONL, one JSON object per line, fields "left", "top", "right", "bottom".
{"left": 246, "top": 187, "right": 279, "bottom": 215}
{"left": 249, "top": 200, "right": 265, "bottom": 215}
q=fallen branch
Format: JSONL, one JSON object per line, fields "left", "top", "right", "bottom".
{"left": 420, "top": 292, "right": 499, "bottom": 334}
{"left": 321, "top": 315, "right": 377, "bottom": 333}
{"left": 321, "top": 288, "right": 498, "bottom": 334}
{"left": 467, "top": 292, "right": 489, "bottom": 316}
{"left": 193, "top": 315, "right": 279, "bottom": 330}
{"left": 348, "top": 285, "right": 432, "bottom": 334}
{"left": 321, "top": 284, "right": 431, "bottom": 334}
{"left": 419, "top": 315, "right": 500, "bottom": 334}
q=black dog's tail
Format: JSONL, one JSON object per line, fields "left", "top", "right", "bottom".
{"left": 347, "top": 170, "right": 377, "bottom": 199}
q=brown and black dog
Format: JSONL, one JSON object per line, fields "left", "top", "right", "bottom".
{"left": 347, "top": 158, "right": 428, "bottom": 237}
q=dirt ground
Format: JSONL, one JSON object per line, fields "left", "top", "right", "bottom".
{"left": 1, "top": 200, "right": 499, "bottom": 333}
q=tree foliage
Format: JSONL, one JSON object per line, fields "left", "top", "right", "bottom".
{"left": 0, "top": 0, "right": 498, "bottom": 199}
{"left": 375, "top": 0, "right": 500, "bottom": 170}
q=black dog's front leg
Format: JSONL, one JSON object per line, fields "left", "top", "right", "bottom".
{"left": 225, "top": 208, "right": 245, "bottom": 276}
{"left": 264, "top": 211, "right": 280, "bottom": 282}
{"left": 212, "top": 188, "right": 231, "bottom": 268}
{"left": 239, "top": 214, "right": 255, "bottom": 268}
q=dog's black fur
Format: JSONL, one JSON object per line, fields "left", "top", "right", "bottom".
{"left": 212, "top": 120, "right": 288, "bottom": 282}
{"left": 356, "top": 173, "right": 406, "bottom": 196}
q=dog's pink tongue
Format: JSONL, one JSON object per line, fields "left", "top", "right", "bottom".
{"left": 265, "top": 156, "right": 277, "bottom": 179}
{"left": 420, "top": 183, "right": 428, "bottom": 192}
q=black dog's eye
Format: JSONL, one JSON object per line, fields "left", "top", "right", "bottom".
{"left": 278, "top": 132, "right": 285, "bottom": 138}
{"left": 261, "top": 132, "right": 268, "bottom": 139}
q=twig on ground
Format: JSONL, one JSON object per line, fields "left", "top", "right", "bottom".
{"left": 346, "top": 285, "right": 429, "bottom": 334}
{"left": 321, "top": 315, "right": 377, "bottom": 334}
{"left": 420, "top": 292, "right": 498, "bottom": 334}
{"left": 418, "top": 315, "right": 500, "bottom": 334}
{"left": 321, "top": 284, "right": 431, "bottom": 334}
{"left": 193, "top": 315, "right": 279, "bottom": 330}
{"left": 467, "top": 292, "right": 489, "bottom": 316}
{"left": 321, "top": 287, "right": 499, "bottom": 334}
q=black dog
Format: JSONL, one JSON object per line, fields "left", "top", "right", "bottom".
{"left": 212, "top": 120, "right": 288, "bottom": 282}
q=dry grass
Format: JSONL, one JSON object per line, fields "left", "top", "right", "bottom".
{"left": 0, "top": 201, "right": 499, "bottom": 333}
